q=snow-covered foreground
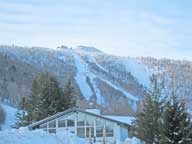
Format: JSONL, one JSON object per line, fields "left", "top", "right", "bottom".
{"left": 0, "top": 128, "right": 88, "bottom": 144}
{"left": 0, "top": 128, "right": 142, "bottom": 144}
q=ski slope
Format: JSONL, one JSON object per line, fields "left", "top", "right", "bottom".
{"left": 120, "top": 58, "right": 152, "bottom": 88}
{"left": 73, "top": 52, "right": 105, "bottom": 104}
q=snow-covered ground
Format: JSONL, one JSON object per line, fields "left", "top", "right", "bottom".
{"left": 0, "top": 128, "right": 141, "bottom": 144}
{"left": 0, "top": 128, "right": 88, "bottom": 144}
{"left": 1, "top": 103, "right": 17, "bottom": 130}
{"left": 124, "top": 137, "right": 142, "bottom": 144}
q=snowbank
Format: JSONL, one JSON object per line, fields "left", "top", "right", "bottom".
{"left": 0, "top": 128, "right": 88, "bottom": 144}
{"left": 124, "top": 137, "right": 142, "bottom": 144}
{"left": 0, "top": 103, "right": 17, "bottom": 130}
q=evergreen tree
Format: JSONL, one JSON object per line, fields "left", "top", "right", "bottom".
{"left": 132, "top": 76, "right": 164, "bottom": 144}
{"left": 160, "top": 95, "right": 192, "bottom": 144}
{"left": 15, "top": 97, "right": 29, "bottom": 127}
{"left": 27, "top": 79, "right": 41, "bottom": 122}
{"left": 37, "top": 73, "right": 63, "bottom": 119}
{"left": 18, "top": 72, "right": 64, "bottom": 124}
{"left": 57, "top": 80, "right": 76, "bottom": 112}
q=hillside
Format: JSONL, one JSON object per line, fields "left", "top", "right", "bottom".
{"left": 0, "top": 45, "right": 191, "bottom": 115}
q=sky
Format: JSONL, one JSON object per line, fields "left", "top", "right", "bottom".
{"left": 0, "top": 0, "right": 192, "bottom": 60}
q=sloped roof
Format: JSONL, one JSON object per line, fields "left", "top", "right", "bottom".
{"left": 28, "top": 108, "right": 132, "bottom": 130}
{"left": 102, "top": 115, "right": 135, "bottom": 125}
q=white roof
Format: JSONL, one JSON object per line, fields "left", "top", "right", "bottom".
{"left": 102, "top": 115, "right": 135, "bottom": 125}
{"left": 86, "top": 109, "right": 101, "bottom": 115}
{"left": 85, "top": 108, "right": 135, "bottom": 125}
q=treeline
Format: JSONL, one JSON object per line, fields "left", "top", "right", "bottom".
{"left": 15, "top": 72, "right": 76, "bottom": 127}
{"left": 132, "top": 77, "right": 192, "bottom": 144}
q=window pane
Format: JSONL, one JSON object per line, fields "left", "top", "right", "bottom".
{"left": 40, "top": 124, "right": 47, "bottom": 129}
{"left": 77, "top": 128, "right": 85, "bottom": 138}
{"left": 96, "top": 118, "right": 105, "bottom": 127}
{"left": 77, "top": 121, "right": 85, "bottom": 126}
{"left": 96, "top": 127, "right": 103, "bottom": 137}
{"left": 86, "top": 115, "right": 95, "bottom": 126}
{"left": 49, "top": 120, "right": 56, "bottom": 128}
{"left": 106, "top": 126, "right": 114, "bottom": 137}
{"left": 77, "top": 113, "right": 86, "bottom": 126}
{"left": 86, "top": 127, "right": 94, "bottom": 137}
{"left": 67, "top": 113, "right": 75, "bottom": 127}
{"left": 67, "top": 119, "right": 74, "bottom": 127}
{"left": 58, "top": 119, "right": 65, "bottom": 127}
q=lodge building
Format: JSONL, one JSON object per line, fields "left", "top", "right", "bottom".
{"left": 28, "top": 107, "right": 134, "bottom": 143}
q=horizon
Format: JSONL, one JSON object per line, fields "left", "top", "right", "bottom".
{"left": 0, "top": 0, "right": 192, "bottom": 60}
{"left": 1, "top": 44, "right": 192, "bottom": 62}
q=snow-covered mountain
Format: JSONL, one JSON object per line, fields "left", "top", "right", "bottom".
{"left": 0, "top": 45, "right": 191, "bottom": 115}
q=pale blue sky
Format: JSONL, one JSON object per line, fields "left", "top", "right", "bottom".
{"left": 0, "top": 0, "right": 192, "bottom": 60}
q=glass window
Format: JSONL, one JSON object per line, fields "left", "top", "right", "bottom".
{"left": 77, "top": 113, "right": 86, "bottom": 126}
{"left": 48, "top": 120, "right": 56, "bottom": 128}
{"left": 86, "top": 127, "right": 94, "bottom": 137}
{"left": 106, "top": 126, "right": 114, "bottom": 137}
{"left": 86, "top": 115, "right": 95, "bottom": 126}
{"left": 77, "top": 127, "right": 85, "bottom": 138}
{"left": 58, "top": 118, "right": 65, "bottom": 128}
{"left": 67, "top": 119, "right": 74, "bottom": 127}
{"left": 96, "top": 127, "right": 103, "bottom": 137}
{"left": 40, "top": 124, "right": 47, "bottom": 129}
{"left": 96, "top": 118, "right": 105, "bottom": 127}
{"left": 67, "top": 113, "right": 76, "bottom": 127}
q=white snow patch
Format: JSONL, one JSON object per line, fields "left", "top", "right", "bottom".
{"left": 86, "top": 109, "right": 101, "bottom": 115}
{"left": 86, "top": 55, "right": 109, "bottom": 73}
{"left": 75, "top": 45, "right": 102, "bottom": 53}
{"left": 124, "top": 137, "right": 142, "bottom": 144}
{"left": 121, "top": 58, "right": 151, "bottom": 88}
{"left": 89, "top": 76, "right": 105, "bottom": 104}
{"left": 1, "top": 103, "right": 17, "bottom": 130}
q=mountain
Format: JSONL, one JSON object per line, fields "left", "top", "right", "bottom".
{"left": 0, "top": 45, "right": 191, "bottom": 115}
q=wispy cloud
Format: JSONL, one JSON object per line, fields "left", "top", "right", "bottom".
{"left": 0, "top": 0, "right": 191, "bottom": 60}
{"left": 0, "top": 0, "right": 55, "bottom": 6}
{"left": 141, "top": 12, "right": 175, "bottom": 25}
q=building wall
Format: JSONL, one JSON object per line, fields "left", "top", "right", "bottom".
{"left": 120, "top": 126, "right": 129, "bottom": 142}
